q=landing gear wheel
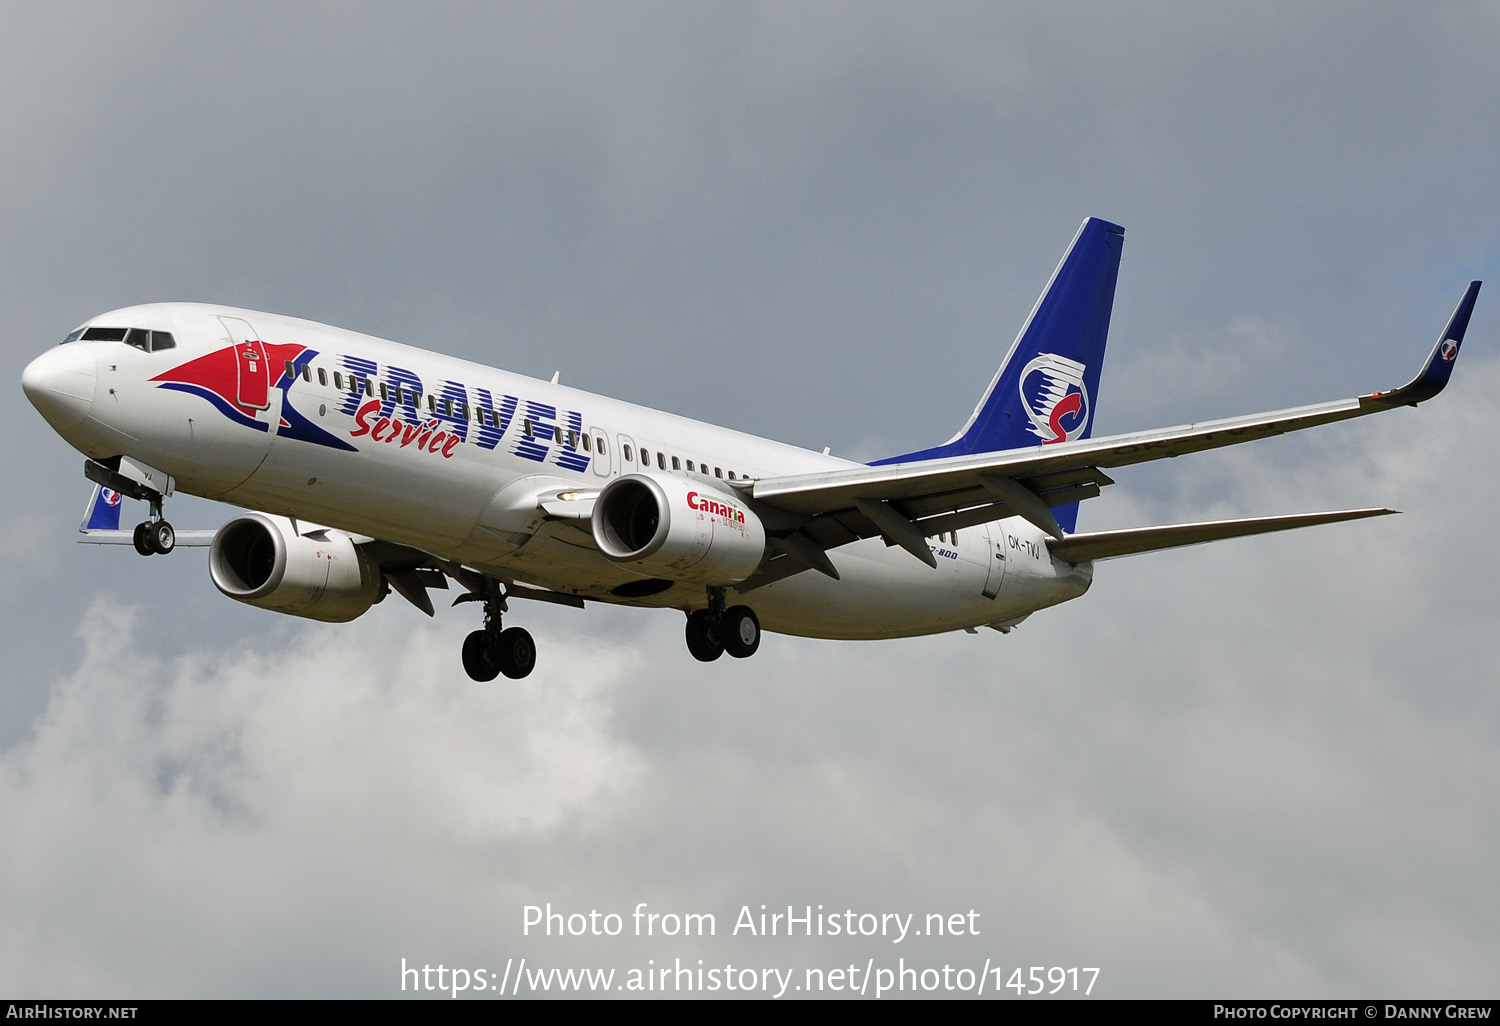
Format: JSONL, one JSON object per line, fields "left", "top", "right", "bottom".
{"left": 132, "top": 522, "right": 154, "bottom": 557}
{"left": 462, "top": 630, "right": 502, "bottom": 682}
{"left": 495, "top": 626, "right": 536, "bottom": 679}
{"left": 723, "top": 605, "right": 760, "bottom": 659}
{"left": 685, "top": 609, "right": 724, "bottom": 662}
{"left": 148, "top": 520, "right": 176, "bottom": 555}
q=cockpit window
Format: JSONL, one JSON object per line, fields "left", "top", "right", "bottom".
{"left": 61, "top": 328, "right": 86, "bottom": 345}
{"left": 75, "top": 326, "right": 177, "bottom": 352}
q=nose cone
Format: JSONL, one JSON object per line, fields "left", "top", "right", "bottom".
{"left": 22, "top": 344, "right": 97, "bottom": 430}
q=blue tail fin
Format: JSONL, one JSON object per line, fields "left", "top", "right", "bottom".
{"left": 81, "top": 484, "right": 124, "bottom": 532}
{"left": 872, "top": 216, "right": 1125, "bottom": 533}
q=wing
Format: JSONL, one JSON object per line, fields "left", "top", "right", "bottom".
{"left": 739, "top": 283, "right": 1479, "bottom": 583}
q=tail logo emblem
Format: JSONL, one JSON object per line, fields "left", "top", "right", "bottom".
{"left": 1440, "top": 339, "right": 1459, "bottom": 362}
{"left": 1019, "top": 353, "right": 1090, "bottom": 444}
{"left": 101, "top": 488, "right": 121, "bottom": 507}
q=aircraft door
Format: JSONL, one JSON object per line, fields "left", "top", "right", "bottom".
{"left": 219, "top": 316, "right": 271, "bottom": 411}
{"left": 591, "top": 427, "right": 612, "bottom": 477}
{"left": 981, "top": 523, "right": 1008, "bottom": 599}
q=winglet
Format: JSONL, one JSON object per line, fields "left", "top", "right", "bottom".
{"left": 1370, "top": 281, "right": 1481, "bottom": 407}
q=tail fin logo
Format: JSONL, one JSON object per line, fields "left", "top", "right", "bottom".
{"left": 1440, "top": 339, "right": 1459, "bottom": 362}
{"left": 101, "top": 488, "right": 121, "bottom": 507}
{"left": 1020, "top": 353, "right": 1090, "bottom": 444}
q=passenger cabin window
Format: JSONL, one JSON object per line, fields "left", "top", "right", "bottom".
{"left": 727, "top": 470, "right": 736, "bottom": 480}
{"left": 582, "top": 434, "right": 591, "bottom": 452}
{"left": 302, "top": 365, "right": 312, "bottom": 383}
{"left": 554, "top": 426, "right": 564, "bottom": 445}
{"left": 285, "top": 360, "right": 296, "bottom": 380}
{"left": 427, "top": 395, "right": 437, "bottom": 413}
{"left": 523, "top": 418, "right": 533, "bottom": 438}
{"left": 333, "top": 371, "right": 343, "bottom": 390}
{"left": 317, "top": 368, "right": 328, "bottom": 386}
{"left": 597, "top": 436, "right": 607, "bottom": 456}
{"left": 623, "top": 444, "right": 632, "bottom": 462}
{"left": 657, "top": 452, "right": 666, "bottom": 470}
{"left": 365, "top": 379, "right": 375, "bottom": 397}
{"left": 714, "top": 467, "right": 722, "bottom": 478}
{"left": 671, "top": 456, "right": 680, "bottom": 470}
{"left": 686, "top": 460, "right": 695, "bottom": 472}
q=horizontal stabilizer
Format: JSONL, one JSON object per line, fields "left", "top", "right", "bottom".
{"left": 1047, "top": 508, "right": 1396, "bottom": 563}
{"left": 78, "top": 529, "right": 215, "bottom": 546}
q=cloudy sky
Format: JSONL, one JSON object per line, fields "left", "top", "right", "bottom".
{"left": 3, "top": 1, "right": 1498, "bottom": 999}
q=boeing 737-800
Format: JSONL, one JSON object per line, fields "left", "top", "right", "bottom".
{"left": 21, "top": 219, "right": 1481, "bottom": 680}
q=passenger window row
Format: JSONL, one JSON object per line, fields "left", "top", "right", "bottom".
{"left": 288, "top": 357, "right": 754, "bottom": 482}
{"left": 289, "top": 360, "right": 514, "bottom": 430}
{"left": 518, "top": 419, "right": 602, "bottom": 454}
{"left": 620, "top": 442, "right": 745, "bottom": 483}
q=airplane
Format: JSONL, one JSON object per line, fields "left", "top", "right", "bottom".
{"left": 21, "top": 218, "right": 1481, "bottom": 681}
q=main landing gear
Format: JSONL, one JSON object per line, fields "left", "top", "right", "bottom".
{"left": 131, "top": 494, "right": 176, "bottom": 556}
{"left": 684, "top": 586, "right": 761, "bottom": 662}
{"left": 460, "top": 578, "right": 536, "bottom": 681}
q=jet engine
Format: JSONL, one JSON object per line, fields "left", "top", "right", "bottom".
{"left": 209, "top": 513, "right": 382, "bottom": 623}
{"left": 592, "top": 474, "right": 766, "bottom": 584}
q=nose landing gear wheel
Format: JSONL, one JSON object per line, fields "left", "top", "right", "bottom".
{"left": 723, "top": 605, "right": 760, "bottom": 659}
{"left": 495, "top": 626, "right": 536, "bottom": 679}
{"left": 685, "top": 609, "right": 724, "bottom": 662}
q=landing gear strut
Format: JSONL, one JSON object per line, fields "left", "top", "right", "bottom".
{"left": 461, "top": 578, "right": 536, "bottom": 681}
{"left": 132, "top": 494, "right": 175, "bottom": 556}
{"left": 684, "top": 586, "right": 760, "bottom": 662}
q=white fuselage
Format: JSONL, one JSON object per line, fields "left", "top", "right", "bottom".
{"left": 34, "top": 303, "right": 1091, "bottom": 639}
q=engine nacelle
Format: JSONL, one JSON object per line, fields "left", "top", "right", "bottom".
{"left": 209, "top": 513, "right": 382, "bottom": 623}
{"left": 592, "top": 474, "right": 766, "bottom": 584}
